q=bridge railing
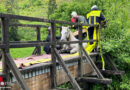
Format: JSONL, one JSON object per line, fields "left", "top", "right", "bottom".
{"left": 0, "top": 13, "right": 98, "bottom": 90}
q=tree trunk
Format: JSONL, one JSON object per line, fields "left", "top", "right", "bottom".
{"left": 48, "top": 0, "right": 57, "bottom": 19}
{"left": 5, "top": 0, "right": 20, "bottom": 41}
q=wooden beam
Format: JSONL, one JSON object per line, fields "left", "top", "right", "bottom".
{"left": 79, "top": 77, "right": 112, "bottom": 84}
{"left": 9, "top": 42, "right": 51, "bottom": 48}
{"left": 0, "top": 40, "right": 97, "bottom": 49}
{"left": 6, "top": 53, "right": 29, "bottom": 90}
{"left": 10, "top": 23, "right": 48, "bottom": 28}
{"left": 9, "top": 23, "right": 61, "bottom": 29}
{"left": 36, "top": 26, "right": 41, "bottom": 55}
{"left": 0, "top": 13, "right": 98, "bottom": 26}
{"left": 78, "top": 25, "right": 83, "bottom": 77}
{"left": 101, "top": 70, "right": 125, "bottom": 75}
{"left": 82, "top": 47, "right": 104, "bottom": 79}
{"left": 50, "top": 22, "right": 57, "bottom": 88}
{"left": 1, "top": 17, "right": 10, "bottom": 88}
{"left": 54, "top": 48, "right": 81, "bottom": 90}
{"left": 104, "top": 54, "right": 118, "bottom": 71}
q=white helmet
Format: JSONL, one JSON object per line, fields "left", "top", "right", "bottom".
{"left": 91, "top": 5, "right": 98, "bottom": 10}
{"left": 48, "top": 26, "right": 51, "bottom": 30}
{"left": 71, "top": 11, "right": 77, "bottom": 17}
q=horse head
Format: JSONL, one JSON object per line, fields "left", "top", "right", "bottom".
{"left": 60, "top": 26, "right": 70, "bottom": 41}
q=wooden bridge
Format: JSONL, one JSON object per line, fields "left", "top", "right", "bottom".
{"left": 0, "top": 13, "right": 124, "bottom": 90}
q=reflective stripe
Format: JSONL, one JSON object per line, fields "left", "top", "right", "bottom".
{"left": 87, "top": 10, "right": 101, "bottom": 19}
{"left": 89, "top": 16, "right": 91, "bottom": 24}
{"left": 94, "top": 16, "right": 96, "bottom": 24}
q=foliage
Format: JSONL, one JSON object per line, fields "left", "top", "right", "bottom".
{"left": 58, "top": 82, "right": 72, "bottom": 89}
{"left": 0, "top": 0, "right": 129, "bottom": 89}
{"left": 50, "top": 0, "right": 130, "bottom": 89}
{"left": 48, "top": 0, "right": 57, "bottom": 18}
{"left": 50, "top": 2, "right": 91, "bottom": 21}
{"left": 3, "top": 0, "right": 20, "bottom": 41}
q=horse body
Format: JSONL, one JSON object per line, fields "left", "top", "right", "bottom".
{"left": 60, "top": 26, "right": 87, "bottom": 54}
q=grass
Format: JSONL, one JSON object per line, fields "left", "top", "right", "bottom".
{"left": 10, "top": 47, "right": 35, "bottom": 58}
{"left": 10, "top": 47, "right": 45, "bottom": 59}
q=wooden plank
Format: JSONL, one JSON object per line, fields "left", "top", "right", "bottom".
{"left": 0, "top": 40, "right": 97, "bottom": 49}
{"left": 54, "top": 48, "right": 81, "bottom": 90}
{"left": 0, "top": 13, "right": 52, "bottom": 23}
{"left": 0, "top": 13, "right": 98, "bottom": 27}
{"left": 50, "top": 22, "right": 57, "bottom": 88}
{"left": 8, "top": 40, "right": 97, "bottom": 44}
{"left": 57, "top": 40, "right": 97, "bottom": 44}
{"left": 9, "top": 23, "right": 61, "bottom": 28}
{"left": 6, "top": 53, "right": 29, "bottom": 90}
{"left": 78, "top": 25, "right": 83, "bottom": 77}
{"left": 36, "top": 27, "right": 41, "bottom": 55}
{"left": 9, "top": 42, "right": 51, "bottom": 48}
{"left": 79, "top": 77, "right": 112, "bottom": 84}
{"left": 9, "top": 41, "right": 42, "bottom": 43}
{"left": 82, "top": 47, "right": 104, "bottom": 79}
{"left": 101, "top": 70, "right": 125, "bottom": 75}
{"left": 10, "top": 23, "right": 48, "bottom": 28}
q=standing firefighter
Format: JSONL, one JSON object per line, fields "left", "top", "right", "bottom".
{"left": 85, "top": 5, "right": 105, "bottom": 54}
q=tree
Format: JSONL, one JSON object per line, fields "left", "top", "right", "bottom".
{"left": 5, "top": 0, "right": 20, "bottom": 41}
{"left": 48, "top": 0, "right": 57, "bottom": 18}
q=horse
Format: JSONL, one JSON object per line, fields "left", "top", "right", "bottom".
{"left": 60, "top": 26, "right": 87, "bottom": 54}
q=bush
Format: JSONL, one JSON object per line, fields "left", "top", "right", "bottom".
{"left": 50, "top": 0, "right": 130, "bottom": 89}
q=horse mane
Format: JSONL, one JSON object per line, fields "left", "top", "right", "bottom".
{"left": 68, "top": 29, "right": 78, "bottom": 41}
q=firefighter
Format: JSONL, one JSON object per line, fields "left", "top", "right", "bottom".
{"left": 85, "top": 5, "right": 105, "bottom": 53}
{"left": 71, "top": 11, "right": 87, "bottom": 39}
{"left": 43, "top": 27, "right": 61, "bottom": 54}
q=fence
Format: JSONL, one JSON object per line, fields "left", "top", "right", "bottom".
{"left": 0, "top": 13, "right": 112, "bottom": 90}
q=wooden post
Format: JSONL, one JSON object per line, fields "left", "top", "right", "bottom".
{"left": 36, "top": 26, "right": 41, "bottom": 55}
{"left": 1, "top": 17, "right": 29, "bottom": 90}
{"left": 50, "top": 21, "right": 57, "bottom": 88}
{"left": 78, "top": 25, "right": 83, "bottom": 77}
{"left": 6, "top": 53, "right": 29, "bottom": 90}
{"left": 1, "top": 17, "right": 10, "bottom": 88}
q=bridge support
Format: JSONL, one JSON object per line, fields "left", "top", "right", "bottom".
{"left": 1, "top": 17, "right": 10, "bottom": 89}
{"left": 80, "top": 46, "right": 112, "bottom": 84}
{"left": 32, "top": 26, "right": 41, "bottom": 55}
{"left": 102, "top": 54, "right": 125, "bottom": 76}
{"left": 1, "top": 17, "right": 29, "bottom": 90}
{"left": 50, "top": 21, "right": 57, "bottom": 89}
{"left": 54, "top": 48, "right": 81, "bottom": 90}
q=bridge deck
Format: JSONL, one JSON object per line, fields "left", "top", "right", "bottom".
{"left": 9, "top": 53, "right": 97, "bottom": 90}
{"left": 0, "top": 53, "right": 98, "bottom": 71}
{"left": 0, "top": 53, "right": 78, "bottom": 71}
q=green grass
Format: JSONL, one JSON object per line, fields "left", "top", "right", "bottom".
{"left": 10, "top": 47, "right": 35, "bottom": 58}
{"left": 10, "top": 47, "right": 45, "bottom": 59}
